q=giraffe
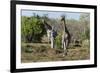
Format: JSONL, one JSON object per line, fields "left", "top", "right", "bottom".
{"left": 43, "top": 20, "right": 57, "bottom": 48}
{"left": 43, "top": 20, "right": 52, "bottom": 44}
{"left": 61, "top": 16, "right": 71, "bottom": 56}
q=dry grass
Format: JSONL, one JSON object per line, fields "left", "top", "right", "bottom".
{"left": 21, "top": 43, "right": 90, "bottom": 63}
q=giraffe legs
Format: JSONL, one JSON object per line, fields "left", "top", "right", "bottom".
{"left": 62, "top": 35, "right": 65, "bottom": 49}
{"left": 63, "top": 39, "right": 68, "bottom": 56}
{"left": 51, "top": 37, "right": 54, "bottom": 48}
{"left": 63, "top": 42, "right": 66, "bottom": 56}
{"left": 62, "top": 37, "right": 64, "bottom": 49}
{"left": 48, "top": 37, "right": 50, "bottom": 44}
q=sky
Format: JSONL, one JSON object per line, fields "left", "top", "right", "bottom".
{"left": 21, "top": 10, "right": 81, "bottom": 20}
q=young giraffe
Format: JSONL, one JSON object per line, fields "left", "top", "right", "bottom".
{"left": 43, "top": 20, "right": 57, "bottom": 48}
{"left": 61, "top": 16, "right": 71, "bottom": 56}
{"left": 43, "top": 20, "right": 52, "bottom": 44}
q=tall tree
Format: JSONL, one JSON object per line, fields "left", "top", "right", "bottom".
{"left": 21, "top": 15, "right": 46, "bottom": 42}
{"left": 79, "top": 13, "right": 90, "bottom": 40}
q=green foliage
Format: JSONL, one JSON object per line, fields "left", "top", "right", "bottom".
{"left": 85, "top": 28, "right": 90, "bottom": 40}
{"left": 21, "top": 45, "right": 33, "bottom": 53}
{"left": 55, "top": 33, "right": 62, "bottom": 49}
{"left": 21, "top": 15, "right": 46, "bottom": 42}
{"left": 79, "top": 13, "right": 90, "bottom": 41}
{"left": 80, "top": 27, "right": 90, "bottom": 41}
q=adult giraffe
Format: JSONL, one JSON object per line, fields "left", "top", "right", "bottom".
{"left": 61, "top": 16, "right": 71, "bottom": 56}
{"left": 43, "top": 20, "right": 57, "bottom": 48}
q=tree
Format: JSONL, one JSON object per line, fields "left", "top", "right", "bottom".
{"left": 21, "top": 15, "right": 46, "bottom": 42}
{"left": 79, "top": 13, "right": 90, "bottom": 40}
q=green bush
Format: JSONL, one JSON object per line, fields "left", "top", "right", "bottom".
{"left": 80, "top": 28, "right": 90, "bottom": 41}
{"left": 55, "top": 33, "right": 62, "bottom": 49}
{"left": 21, "top": 15, "right": 46, "bottom": 42}
{"left": 21, "top": 45, "right": 33, "bottom": 53}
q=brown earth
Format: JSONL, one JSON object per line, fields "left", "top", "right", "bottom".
{"left": 21, "top": 43, "right": 90, "bottom": 63}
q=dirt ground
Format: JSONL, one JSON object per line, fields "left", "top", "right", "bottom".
{"left": 21, "top": 43, "right": 90, "bottom": 63}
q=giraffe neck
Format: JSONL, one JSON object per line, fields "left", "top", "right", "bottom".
{"left": 62, "top": 20, "right": 66, "bottom": 33}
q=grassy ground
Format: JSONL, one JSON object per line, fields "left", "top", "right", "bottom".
{"left": 21, "top": 43, "right": 90, "bottom": 63}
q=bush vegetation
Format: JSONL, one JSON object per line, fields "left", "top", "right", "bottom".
{"left": 21, "top": 15, "right": 46, "bottom": 43}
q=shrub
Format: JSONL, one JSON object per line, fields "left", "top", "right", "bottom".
{"left": 55, "top": 33, "right": 62, "bottom": 49}
{"left": 21, "top": 15, "right": 46, "bottom": 43}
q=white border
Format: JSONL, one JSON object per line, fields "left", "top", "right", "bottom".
{"left": 16, "top": 4, "right": 94, "bottom": 69}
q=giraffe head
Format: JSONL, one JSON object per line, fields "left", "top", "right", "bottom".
{"left": 60, "top": 15, "right": 66, "bottom": 32}
{"left": 61, "top": 15, "right": 66, "bottom": 25}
